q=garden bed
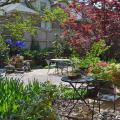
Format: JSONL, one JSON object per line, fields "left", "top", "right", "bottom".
{"left": 54, "top": 99, "right": 120, "bottom": 120}
{"left": 0, "top": 77, "right": 120, "bottom": 120}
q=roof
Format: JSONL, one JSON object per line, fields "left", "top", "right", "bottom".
{"left": 1, "top": 3, "right": 38, "bottom": 14}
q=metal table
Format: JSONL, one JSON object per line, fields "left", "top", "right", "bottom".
{"left": 61, "top": 75, "right": 95, "bottom": 118}
{"left": 50, "top": 59, "right": 71, "bottom": 74}
{"left": 50, "top": 59, "right": 70, "bottom": 62}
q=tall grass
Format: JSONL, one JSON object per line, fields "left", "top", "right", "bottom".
{"left": 0, "top": 77, "right": 58, "bottom": 120}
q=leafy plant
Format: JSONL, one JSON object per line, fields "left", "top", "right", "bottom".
{"left": 4, "top": 14, "right": 38, "bottom": 40}
{"left": 43, "top": 7, "right": 68, "bottom": 24}
{"left": 0, "top": 35, "right": 7, "bottom": 52}
{"left": 0, "top": 78, "right": 59, "bottom": 120}
{"left": 61, "top": 87, "right": 87, "bottom": 100}
{"left": 88, "top": 61, "right": 111, "bottom": 80}
{"left": 70, "top": 40, "right": 109, "bottom": 70}
{"left": 104, "top": 63, "right": 120, "bottom": 87}
{"left": 0, "top": 35, "right": 9, "bottom": 67}
{"left": 79, "top": 39, "right": 110, "bottom": 68}
{"left": 52, "top": 35, "right": 72, "bottom": 58}
{"left": 88, "top": 62, "right": 120, "bottom": 87}
{"left": 22, "top": 50, "right": 49, "bottom": 67}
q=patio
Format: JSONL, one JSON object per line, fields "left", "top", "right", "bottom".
{"left": 1, "top": 69, "right": 118, "bottom": 120}
{"left": 6, "top": 68, "right": 64, "bottom": 85}
{"left": 0, "top": 0, "right": 119, "bottom": 119}
{"left": 5, "top": 69, "right": 120, "bottom": 120}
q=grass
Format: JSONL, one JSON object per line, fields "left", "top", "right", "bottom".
{"left": 61, "top": 87, "right": 87, "bottom": 100}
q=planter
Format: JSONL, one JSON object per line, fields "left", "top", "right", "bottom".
{"left": 68, "top": 72, "right": 81, "bottom": 80}
{"left": 68, "top": 75, "right": 80, "bottom": 80}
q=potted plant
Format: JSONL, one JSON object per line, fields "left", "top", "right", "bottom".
{"left": 68, "top": 71, "right": 81, "bottom": 79}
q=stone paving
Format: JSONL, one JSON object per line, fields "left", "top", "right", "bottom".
{"left": 6, "top": 68, "right": 66, "bottom": 85}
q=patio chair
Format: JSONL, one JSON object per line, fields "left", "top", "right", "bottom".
{"left": 96, "top": 80, "right": 120, "bottom": 112}
{"left": 85, "top": 80, "right": 120, "bottom": 113}
{"left": 0, "top": 69, "right": 6, "bottom": 77}
{"left": 56, "top": 61, "right": 70, "bottom": 75}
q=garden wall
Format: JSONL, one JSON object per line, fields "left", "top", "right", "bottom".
{"left": 24, "top": 28, "right": 62, "bottom": 49}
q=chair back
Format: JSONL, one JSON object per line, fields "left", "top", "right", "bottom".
{"left": 84, "top": 80, "right": 113, "bottom": 99}
{"left": 0, "top": 69, "right": 6, "bottom": 77}
{"left": 95, "top": 80, "right": 114, "bottom": 95}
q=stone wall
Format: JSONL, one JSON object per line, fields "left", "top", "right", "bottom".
{"left": 24, "top": 28, "right": 62, "bottom": 49}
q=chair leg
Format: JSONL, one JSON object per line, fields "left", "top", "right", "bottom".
{"left": 91, "top": 99, "right": 95, "bottom": 120}
{"left": 47, "top": 69, "right": 50, "bottom": 74}
{"left": 47, "top": 65, "right": 50, "bottom": 74}
{"left": 113, "top": 86, "right": 116, "bottom": 112}
{"left": 67, "top": 65, "right": 69, "bottom": 74}
{"left": 61, "top": 68, "right": 63, "bottom": 75}
{"left": 99, "top": 100, "right": 101, "bottom": 113}
{"left": 113, "top": 95, "right": 115, "bottom": 112}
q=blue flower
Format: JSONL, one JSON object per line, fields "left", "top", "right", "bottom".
{"left": 15, "top": 41, "right": 26, "bottom": 48}
{"left": 6, "top": 39, "right": 13, "bottom": 46}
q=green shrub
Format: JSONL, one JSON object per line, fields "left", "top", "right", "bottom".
{"left": 0, "top": 78, "right": 59, "bottom": 120}
{"left": 70, "top": 39, "right": 110, "bottom": 70}
{"left": 0, "top": 35, "right": 9, "bottom": 68}
{"left": 23, "top": 47, "right": 62, "bottom": 68}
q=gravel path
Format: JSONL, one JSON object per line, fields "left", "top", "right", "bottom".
{"left": 6, "top": 68, "right": 67, "bottom": 85}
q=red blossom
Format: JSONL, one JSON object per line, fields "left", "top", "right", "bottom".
{"left": 62, "top": 31, "right": 68, "bottom": 36}
{"left": 97, "top": 61, "right": 109, "bottom": 67}
{"left": 59, "top": 0, "right": 120, "bottom": 54}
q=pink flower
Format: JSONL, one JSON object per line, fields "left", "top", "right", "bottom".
{"left": 97, "top": 61, "right": 109, "bottom": 67}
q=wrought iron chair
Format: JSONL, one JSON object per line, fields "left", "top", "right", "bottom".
{"left": 96, "top": 80, "right": 120, "bottom": 112}
{"left": 78, "top": 79, "right": 119, "bottom": 119}
{"left": 56, "top": 61, "right": 71, "bottom": 74}
{"left": 0, "top": 69, "right": 6, "bottom": 77}
{"left": 85, "top": 80, "right": 120, "bottom": 113}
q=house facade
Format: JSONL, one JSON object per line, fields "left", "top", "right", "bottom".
{"left": 24, "top": 0, "right": 61, "bottom": 49}
{"left": 0, "top": 0, "right": 61, "bottom": 49}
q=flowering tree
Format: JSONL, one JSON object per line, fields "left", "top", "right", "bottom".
{"left": 61, "top": 0, "right": 119, "bottom": 56}
{"left": 44, "top": 0, "right": 120, "bottom": 58}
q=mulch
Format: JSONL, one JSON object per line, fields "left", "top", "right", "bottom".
{"left": 54, "top": 99, "right": 120, "bottom": 120}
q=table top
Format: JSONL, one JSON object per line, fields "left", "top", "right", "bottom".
{"left": 61, "top": 76, "right": 95, "bottom": 83}
{"left": 50, "top": 59, "right": 70, "bottom": 62}
{"left": 24, "top": 60, "right": 32, "bottom": 62}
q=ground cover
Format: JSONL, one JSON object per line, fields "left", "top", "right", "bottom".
{"left": 0, "top": 77, "right": 59, "bottom": 120}
{"left": 0, "top": 76, "right": 87, "bottom": 120}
